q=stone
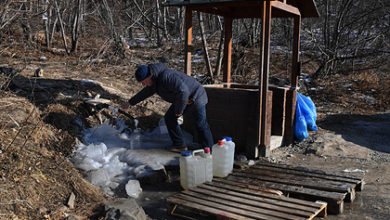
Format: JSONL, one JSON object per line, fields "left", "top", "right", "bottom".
{"left": 104, "top": 198, "right": 147, "bottom": 220}
{"left": 34, "top": 68, "right": 44, "bottom": 77}
{"left": 67, "top": 192, "right": 76, "bottom": 209}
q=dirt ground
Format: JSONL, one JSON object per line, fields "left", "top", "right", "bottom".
{"left": 0, "top": 41, "right": 389, "bottom": 219}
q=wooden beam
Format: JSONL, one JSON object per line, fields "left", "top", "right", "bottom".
{"left": 270, "top": 1, "right": 301, "bottom": 17}
{"left": 284, "top": 90, "right": 297, "bottom": 145}
{"left": 284, "top": 15, "right": 301, "bottom": 145}
{"left": 184, "top": 7, "right": 192, "bottom": 76}
{"left": 223, "top": 16, "right": 232, "bottom": 85}
{"left": 258, "top": 0, "right": 272, "bottom": 157}
{"left": 291, "top": 15, "right": 301, "bottom": 87}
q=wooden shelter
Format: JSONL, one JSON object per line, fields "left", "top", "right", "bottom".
{"left": 165, "top": 0, "right": 319, "bottom": 158}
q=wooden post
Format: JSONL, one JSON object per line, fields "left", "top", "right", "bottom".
{"left": 258, "top": 0, "right": 272, "bottom": 157}
{"left": 284, "top": 15, "right": 301, "bottom": 145}
{"left": 184, "top": 7, "right": 192, "bottom": 76}
{"left": 291, "top": 15, "right": 301, "bottom": 87}
{"left": 223, "top": 16, "right": 232, "bottom": 85}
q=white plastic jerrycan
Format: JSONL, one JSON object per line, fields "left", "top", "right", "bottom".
{"left": 222, "top": 136, "right": 235, "bottom": 173}
{"left": 202, "top": 147, "right": 213, "bottom": 182}
{"left": 179, "top": 149, "right": 206, "bottom": 189}
{"left": 212, "top": 138, "right": 235, "bottom": 178}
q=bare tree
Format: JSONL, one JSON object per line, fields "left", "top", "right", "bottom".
{"left": 71, "top": 0, "right": 83, "bottom": 53}
{"left": 0, "top": 1, "right": 19, "bottom": 31}
{"left": 54, "top": 0, "right": 69, "bottom": 54}
{"left": 307, "top": 0, "right": 390, "bottom": 78}
{"left": 198, "top": 12, "right": 213, "bottom": 81}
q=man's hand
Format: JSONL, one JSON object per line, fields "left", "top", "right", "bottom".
{"left": 120, "top": 102, "right": 130, "bottom": 109}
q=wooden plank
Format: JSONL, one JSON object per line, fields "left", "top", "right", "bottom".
{"left": 196, "top": 184, "right": 318, "bottom": 218}
{"left": 271, "top": 1, "right": 301, "bottom": 16}
{"left": 182, "top": 189, "right": 304, "bottom": 220}
{"left": 253, "top": 164, "right": 361, "bottom": 185}
{"left": 256, "top": 161, "right": 365, "bottom": 182}
{"left": 265, "top": 90, "right": 273, "bottom": 148}
{"left": 284, "top": 89, "right": 297, "bottom": 145}
{"left": 314, "top": 201, "right": 328, "bottom": 218}
{"left": 242, "top": 167, "right": 356, "bottom": 190}
{"left": 167, "top": 196, "right": 254, "bottom": 220}
{"left": 184, "top": 7, "right": 192, "bottom": 76}
{"left": 172, "top": 194, "right": 285, "bottom": 220}
{"left": 291, "top": 14, "right": 301, "bottom": 87}
{"left": 212, "top": 179, "right": 328, "bottom": 217}
{"left": 223, "top": 16, "right": 232, "bottom": 84}
{"left": 237, "top": 169, "right": 353, "bottom": 193}
{"left": 211, "top": 179, "right": 324, "bottom": 209}
{"left": 227, "top": 175, "right": 345, "bottom": 214}
{"left": 259, "top": 0, "right": 272, "bottom": 155}
{"left": 227, "top": 175, "right": 346, "bottom": 201}
{"left": 250, "top": 165, "right": 359, "bottom": 202}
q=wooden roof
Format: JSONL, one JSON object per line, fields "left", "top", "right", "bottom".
{"left": 165, "top": 0, "right": 319, "bottom": 18}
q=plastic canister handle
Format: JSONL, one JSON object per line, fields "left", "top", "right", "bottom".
{"left": 192, "top": 149, "right": 205, "bottom": 156}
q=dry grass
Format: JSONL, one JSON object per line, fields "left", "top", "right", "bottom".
{"left": 0, "top": 91, "right": 106, "bottom": 219}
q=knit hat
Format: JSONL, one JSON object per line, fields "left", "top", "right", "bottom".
{"left": 135, "top": 65, "right": 150, "bottom": 82}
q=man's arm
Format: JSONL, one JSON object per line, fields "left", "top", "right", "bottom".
{"left": 129, "top": 86, "right": 156, "bottom": 106}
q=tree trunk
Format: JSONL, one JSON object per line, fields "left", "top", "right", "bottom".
{"left": 215, "top": 16, "right": 224, "bottom": 77}
{"left": 54, "top": 0, "right": 69, "bottom": 55}
{"left": 155, "top": 0, "right": 162, "bottom": 46}
{"left": 162, "top": 1, "right": 169, "bottom": 42}
{"left": 71, "top": 0, "right": 83, "bottom": 53}
{"left": 198, "top": 12, "right": 213, "bottom": 81}
{"left": 44, "top": 0, "right": 51, "bottom": 48}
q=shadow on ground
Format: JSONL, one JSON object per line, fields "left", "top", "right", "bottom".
{"left": 318, "top": 113, "right": 390, "bottom": 153}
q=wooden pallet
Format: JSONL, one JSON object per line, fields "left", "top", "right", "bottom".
{"left": 228, "top": 160, "right": 365, "bottom": 214}
{"left": 167, "top": 179, "right": 327, "bottom": 220}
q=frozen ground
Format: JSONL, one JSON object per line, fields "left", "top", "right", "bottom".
{"left": 71, "top": 117, "right": 192, "bottom": 198}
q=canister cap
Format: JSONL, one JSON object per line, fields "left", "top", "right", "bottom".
{"left": 204, "top": 147, "right": 210, "bottom": 153}
{"left": 222, "top": 136, "right": 232, "bottom": 141}
{"left": 181, "top": 151, "right": 191, "bottom": 156}
{"left": 218, "top": 140, "right": 224, "bottom": 146}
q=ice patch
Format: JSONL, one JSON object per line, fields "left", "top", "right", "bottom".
{"left": 71, "top": 117, "right": 192, "bottom": 197}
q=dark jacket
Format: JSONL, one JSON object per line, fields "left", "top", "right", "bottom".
{"left": 129, "top": 63, "right": 208, "bottom": 115}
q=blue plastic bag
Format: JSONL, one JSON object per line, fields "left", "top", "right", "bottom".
{"left": 297, "top": 93, "right": 318, "bottom": 131}
{"left": 295, "top": 99, "right": 309, "bottom": 142}
{"left": 295, "top": 92, "right": 318, "bottom": 142}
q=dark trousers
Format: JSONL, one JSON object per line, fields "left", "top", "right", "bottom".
{"left": 165, "top": 104, "right": 213, "bottom": 148}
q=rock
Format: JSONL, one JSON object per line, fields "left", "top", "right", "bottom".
{"left": 67, "top": 214, "right": 81, "bottom": 220}
{"left": 34, "top": 68, "right": 44, "bottom": 77}
{"left": 67, "top": 192, "right": 76, "bottom": 209}
{"left": 104, "top": 198, "right": 147, "bottom": 220}
{"left": 40, "top": 55, "right": 47, "bottom": 61}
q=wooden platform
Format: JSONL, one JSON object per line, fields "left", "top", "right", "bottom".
{"left": 229, "top": 160, "right": 365, "bottom": 214}
{"left": 167, "top": 179, "right": 327, "bottom": 220}
{"left": 167, "top": 161, "right": 365, "bottom": 219}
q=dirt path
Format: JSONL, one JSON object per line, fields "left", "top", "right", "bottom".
{"left": 271, "top": 113, "right": 390, "bottom": 219}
